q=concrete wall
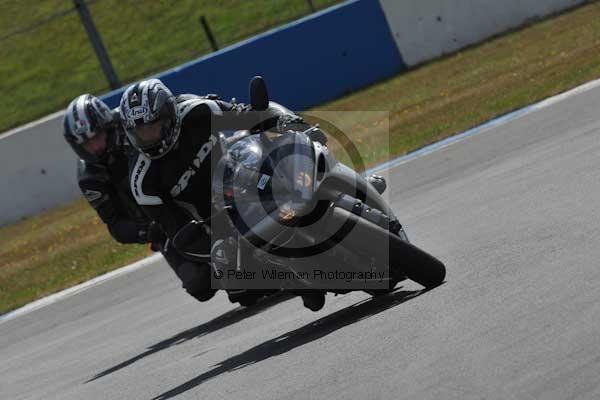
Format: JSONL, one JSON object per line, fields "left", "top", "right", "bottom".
{"left": 379, "top": 0, "right": 584, "bottom": 66}
{"left": 0, "top": 0, "right": 402, "bottom": 225}
{"left": 0, "top": 112, "right": 78, "bottom": 225}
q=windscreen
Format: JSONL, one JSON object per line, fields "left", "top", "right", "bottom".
{"left": 212, "top": 131, "right": 316, "bottom": 239}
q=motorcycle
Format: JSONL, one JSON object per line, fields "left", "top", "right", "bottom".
{"left": 193, "top": 77, "right": 446, "bottom": 311}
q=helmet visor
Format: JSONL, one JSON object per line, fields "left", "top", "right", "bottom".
{"left": 81, "top": 129, "right": 108, "bottom": 156}
{"left": 133, "top": 120, "right": 164, "bottom": 149}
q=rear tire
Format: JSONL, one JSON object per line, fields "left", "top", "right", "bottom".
{"left": 228, "top": 289, "right": 260, "bottom": 307}
{"left": 237, "top": 296, "right": 258, "bottom": 307}
{"left": 366, "top": 276, "right": 399, "bottom": 297}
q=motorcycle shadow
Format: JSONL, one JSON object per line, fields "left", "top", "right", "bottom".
{"left": 86, "top": 290, "right": 295, "bottom": 383}
{"left": 151, "top": 287, "right": 431, "bottom": 400}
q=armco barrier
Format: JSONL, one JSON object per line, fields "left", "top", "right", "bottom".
{"left": 100, "top": 0, "right": 404, "bottom": 109}
{"left": 379, "top": 0, "right": 584, "bottom": 66}
{"left": 0, "top": 0, "right": 402, "bottom": 225}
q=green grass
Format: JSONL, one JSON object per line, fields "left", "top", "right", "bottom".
{"left": 0, "top": 0, "right": 341, "bottom": 134}
{"left": 0, "top": 198, "right": 152, "bottom": 312}
{"left": 2, "top": 1, "right": 600, "bottom": 314}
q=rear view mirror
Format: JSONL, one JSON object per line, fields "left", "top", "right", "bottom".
{"left": 249, "top": 76, "right": 269, "bottom": 111}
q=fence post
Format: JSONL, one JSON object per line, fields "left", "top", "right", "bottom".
{"left": 200, "top": 16, "right": 219, "bottom": 52}
{"left": 73, "top": 0, "right": 121, "bottom": 90}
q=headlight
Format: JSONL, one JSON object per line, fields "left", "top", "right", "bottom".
{"left": 278, "top": 201, "right": 297, "bottom": 221}
{"left": 295, "top": 170, "right": 313, "bottom": 189}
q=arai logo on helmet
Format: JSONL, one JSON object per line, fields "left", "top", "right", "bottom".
{"left": 127, "top": 106, "right": 149, "bottom": 120}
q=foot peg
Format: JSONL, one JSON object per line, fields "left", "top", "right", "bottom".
{"left": 366, "top": 174, "right": 387, "bottom": 194}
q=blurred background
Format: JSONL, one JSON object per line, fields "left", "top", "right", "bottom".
{"left": 0, "top": 0, "right": 341, "bottom": 133}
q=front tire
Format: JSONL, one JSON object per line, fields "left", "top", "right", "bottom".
{"left": 323, "top": 207, "right": 446, "bottom": 289}
{"left": 396, "top": 242, "right": 446, "bottom": 288}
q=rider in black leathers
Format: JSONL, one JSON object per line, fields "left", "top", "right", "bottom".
{"left": 119, "top": 78, "right": 388, "bottom": 307}
{"left": 119, "top": 79, "right": 298, "bottom": 303}
{"left": 63, "top": 94, "right": 208, "bottom": 301}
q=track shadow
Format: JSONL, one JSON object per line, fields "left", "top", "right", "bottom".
{"left": 86, "top": 291, "right": 294, "bottom": 383}
{"left": 151, "top": 287, "right": 429, "bottom": 400}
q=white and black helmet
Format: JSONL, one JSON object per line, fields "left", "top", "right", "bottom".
{"left": 63, "top": 94, "right": 114, "bottom": 162}
{"left": 119, "top": 79, "right": 179, "bottom": 159}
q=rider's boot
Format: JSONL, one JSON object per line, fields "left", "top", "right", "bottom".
{"left": 301, "top": 290, "right": 326, "bottom": 311}
{"left": 177, "top": 262, "right": 216, "bottom": 302}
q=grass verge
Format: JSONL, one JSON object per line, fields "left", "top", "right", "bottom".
{"left": 2, "top": 1, "right": 600, "bottom": 314}
{"left": 0, "top": 0, "right": 341, "bottom": 134}
{"left": 0, "top": 199, "right": 151, "bottom": 313}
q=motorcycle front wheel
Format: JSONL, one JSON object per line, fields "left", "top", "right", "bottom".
{"left": 321, "top": 206, "right": 446, "bottom": 289}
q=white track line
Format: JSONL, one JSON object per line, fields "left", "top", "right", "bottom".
{"left": 0, "top": 254, "right": 162, "bottom": 324}
{"left": 366, "top": 77, "right": 600, "bottom": 175}
{"left": 3, "top": 76, "right": 600, "bottom": 324}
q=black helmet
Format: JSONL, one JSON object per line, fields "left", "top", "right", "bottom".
{"left": 63, "top": 94, "right": 114, "bottom": 163}
{"left": 119, "top": 79, "right": 179, "bottom": 160}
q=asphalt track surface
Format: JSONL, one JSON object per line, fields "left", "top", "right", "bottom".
{"left": 3, "top": 84, "right": 600, "bottom": 400}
